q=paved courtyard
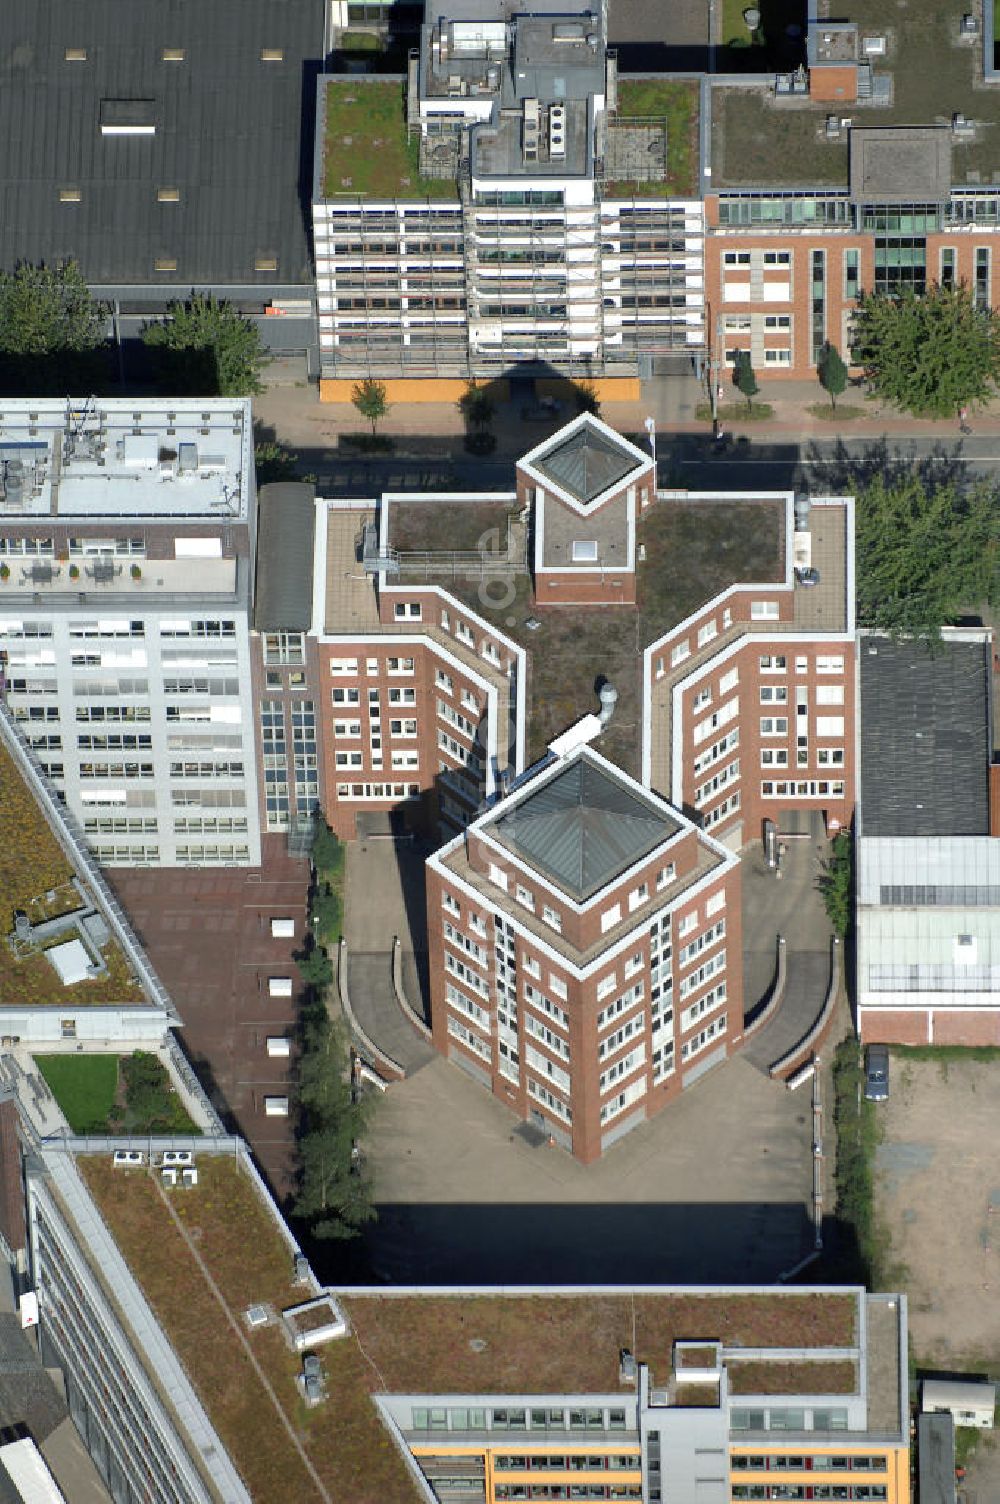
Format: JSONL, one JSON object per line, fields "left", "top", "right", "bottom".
{"left": 365, "top": 1048, "right": 824, "bottom": 1285}
{"left": 876, "top": 1053, "right": 1000, "bottom": 1370}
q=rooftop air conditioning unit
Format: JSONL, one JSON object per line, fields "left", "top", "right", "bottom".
{"left": 549, "top": 103, "right": 566, "bottom": 160}
{"left": 862, "top": 34, "right": 886, "bottom": 55}
{"left": 161, "top": 1167, "right": 178, "bottom": 1188}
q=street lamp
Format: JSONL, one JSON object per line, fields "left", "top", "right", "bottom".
{"left": 644, "top": 415, "right": 656, "bottom": 475}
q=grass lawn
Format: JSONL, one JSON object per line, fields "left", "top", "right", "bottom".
{"left": 35, "top": 1051, "right": 201, "bottom": 1136}
{"left": 36, "top": 1055, "right": 119, "bottom": 1134}
{"left": 338, "top": 31, "right": 382, "bottom": 51}
{"left": 323, "top": 81, "right": 458, "bottom": 200}
{"left": 609, "top": 81, "right": 698, "bottom": 197}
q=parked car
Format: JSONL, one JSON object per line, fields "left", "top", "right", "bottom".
{"left": 864, "top": 1045, "right": 889, "bottom": 1102}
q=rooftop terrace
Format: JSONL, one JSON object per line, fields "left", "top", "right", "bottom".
{"left": 445, "top": 494, "right": 785, "bottom": 772}
{"left": 322, "top": 81, "right": 459, "bottom": 201}
{"left": 0, "top": 737, "right": 145, "bottom": 1008}
{"left": 714, "top": 0, "right": 1000, "bottom": 190}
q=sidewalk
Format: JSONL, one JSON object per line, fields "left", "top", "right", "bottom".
{"left": 254, "top": 371, "right": 1000, "bottom": 462}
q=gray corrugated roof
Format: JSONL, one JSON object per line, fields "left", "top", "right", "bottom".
{"left": 534, "top": 425, "right": 639, "bottom": 505}
{"left": 859, "top": 636, "right": 990, "bottom": 837}
{"left": 492, "top": 754, "right": 677, "bottom": 900}
{"left": 254, "top": 483, "right": 316, "bottom": 630}
{"left": 0, "top": 0, "right": 320, "bottom": 286}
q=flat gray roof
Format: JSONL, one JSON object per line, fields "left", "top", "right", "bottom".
{"left": 917, "top": 1413, "right": 956, "bottom": 1504}
{"left": 849, "top": 126, "right": 952, "bottom": 204}
{"left": 253, "top": 483, "right": 316, "bottom": 630}
{"left": 859, "top": 637, "right": 990, "bottom": 838}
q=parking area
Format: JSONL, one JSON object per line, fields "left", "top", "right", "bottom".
{"left": 875, "top": 1053, "right": 1000, "bottom": 1369}
{"left": 365, "top": 1047, "right": 826, "bottom": 1285}
{"left": 108, "top": 837, "right": 309, "bottom": 1197}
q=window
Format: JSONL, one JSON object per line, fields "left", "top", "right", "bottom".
{"left": 719, "top": 667, "right": 739, "bottom": 694}
{"left": 59, "top": 187, "right": 82, "bottom": 203}
{"left": 515, "top": 884, "right": 535, "bottom": 913}
{"left": 697, "top": 619, "right": 718, "bottom": 648}
{"left": 816, "top": 654, "right": 844, "bottom": 673}
{"left": 763, "top": 250, "right": 791, "bottom": 265}
{"left": 760, "top": 685, "right": 788, "bottom": 703}
{"left": 154, "top": 257, "right": 178, "bottom": 272}
{"left": 751, "top": 600, "right": 779, "bottom": 619}
{"left": 489, "top": 863, "right": 508, "bottom": 892}
{"left": 394, "top": 602, "right": 422, "bottom": 619}
{"left": 760, "top": 654, "right": 786, "bottom": 672}
{"left": 628, "top": 882, "right": 649, "bottom": 912}
{"left": 571, "top": 540, "right": 599, "bottom": 562}
{"left": 811, "top": 248, "right": 826, "bottom": 364}
{"left": 670, "top": 640, "right": 690, "bottom": 668}
{"left": 260, "top": 47, "right": 285, "bottom": 61}
{"left": 161, "top": 47, "right": 186, "bottom": 61}
{"left": 976, "top": 246, "right": 991, "bottom": 310}
{"left": 64, "top": 47, "right": 88, "bottom": 61}
{"left": 542, "top": 904, "right": 562, "bottom": 933}
{"left": 844, "top": 247, "right": 860, "bottom": 299}
{"left": 157, "top": 187, "right": 180, "bottom": 203}
{"left": 601, "top": 903, "right": 621, "bottom": 934}
{"left": 764, "top": 314, "right": 791, "bottom": 330}
{"left": 724, "top": 251, "right": 752, "bottom": 266}
{"left": 816, "top": 715, "right": 845, "bottom": 736}
{"left": 760, "top": 717, "right": 788, "bottom": 736}
{"left": 815, "top": 685, "right": 844, "bottom": 705}
{"left": 656, "top": 863, "right": 675, "bottom": 891}
{"left": 939, "top": 246, "right": 956, "bottom": 289}
{"left": 263, "top": 631, "right": 304, "bottom": 665}
{"left": 764, "top": 348, "right": 791, "bottom": 366}
{"left": 331, "top": 687, "right": 360, "bottom": 705}
{"left": 330, "top": 658, "right": 358, "bottom": 675}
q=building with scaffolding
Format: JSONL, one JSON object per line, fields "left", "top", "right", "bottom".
{"left": 312, "top": 0, "right": 704, "bottom": 384}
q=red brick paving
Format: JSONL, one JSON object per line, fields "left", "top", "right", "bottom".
{"left": 107, "top": 836, "right": 309, "bottom": 1200}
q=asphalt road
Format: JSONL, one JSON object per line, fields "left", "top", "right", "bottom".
{"left": 298, "top": 431, "right": 1000, "bottom": 497}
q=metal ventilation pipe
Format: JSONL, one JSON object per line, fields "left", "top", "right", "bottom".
{"left": 598, "top": 682, "right": 618, "bottom": 728}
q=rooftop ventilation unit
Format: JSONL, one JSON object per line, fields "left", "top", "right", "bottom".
{"left": 549, "top": 104, "right": 566, "bottom": 160}
{"left": 523, "top": 97, "right": 540, "bottom": 161}
{"left": 862, "top": 34, "right": 886, "bottom": 55}
{"left": 598, "top": 682, "right": 618, "bottom": 728}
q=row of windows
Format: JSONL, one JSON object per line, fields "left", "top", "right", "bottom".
{"left": 494, "top": 1456, "right": 639, "bottom": 1472}
{"left": 733, "top": 1458, "right": 887, "bottom": 1474}
{"left": 731, "top": 1489, "right": 886, "bottom": 1501}
{"left": 494, "top": 1489, "right": 642, "bottom": 1501}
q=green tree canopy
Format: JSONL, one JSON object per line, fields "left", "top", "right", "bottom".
{"left": 294, "top": 1003, "right": 374, "bottom": 1240}
{"left": 143, "top": 293, "right": 268, "bottom": 396}
{"left": 733, "top": 349, "right": 759, "bottom": 410}
{"left": 458, "top": 379, "right": 495, "bottom": 432}
{"left": 352, "top": 377, "right": 389, "bottom": 436}
{"left": 0, "top": 261, "right": 107, "bottom": 392}
{"left": 856, "top": 472, "right": 999, "bottom": 637}
{"left": 818, "top": 830, "right": 853, "bottom": 939}
{"left": 851, "top": 282, "right": 1000, "bottom": 417}
{"left": 817, "top": 341, "right": 848, "bottom": 410}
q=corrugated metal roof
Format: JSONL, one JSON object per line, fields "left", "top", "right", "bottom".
{"left": 859, "top": 637, "right": 990, "bottom": 837}
{"left": 492, "top": 753, "right": 677, "bottom": 900}
{"left": 254, "top": 482, "right": 316, "bottom": 630}
{"left": 0, "top": 0, "right": 320, "bottom": 286}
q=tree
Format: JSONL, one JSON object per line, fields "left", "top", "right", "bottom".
{"left": 0, "top": 261, "right": 107, "bottom": 392}
{"left": 573, "top": 381, "right": 601, "bottom": 416}
{"left": 296, "top": 942, "right": 334, "bottom": 991}
{"left": 856, "top": 472, "right": 999, "bottom": 638}
{"left": 294, "top": 1003, "right": 374, "bottom": 1240}
{"left": 458, "top": 379, "right": 495, "bottom": 433}
{"left": 817, "top": 341, "right": 848, "bottom": 411}
{"left": 142, "top": 293, "right": 268, "bottom": 396}
{"left": 733, "top": 349, "right": 759, "bottom": 411}
{"left": 818, "top": 830, "right": 853, "bottom": 938}
{"left": 352, "top": 378, "right": 389, "bottom": 437}
{"left": 254, "top": 439, "right": 299, "bottom": 487}
{"left": 851, "top": 282, "right": 1000, "bottom": 417}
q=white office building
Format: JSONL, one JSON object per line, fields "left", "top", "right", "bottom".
{"left": 313, "top": 0, "right": 704, "bottom": 378}
{"left": 0, "top": 398, "right": 261, "bottom": 868}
